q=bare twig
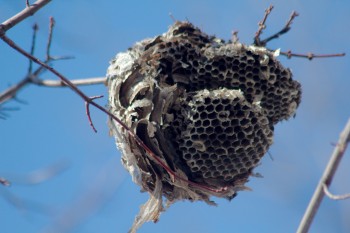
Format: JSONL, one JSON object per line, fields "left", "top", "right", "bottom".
{"left": 254, "top": 5, "right": 274, "bottom": 46}
{"left": 297, "top": 118, "right": 350, "bottom": 233}
{"left": 85, "top": 95, "right": 104, "bottom": 133}
{"left": 0, "top": 0, "right": 51, "bottom": 35}
{"left": 32, "top": 77, "right": 107, "bottom": 87}
{"left": 280, "top": 50, "right": 346, "bottom": 60}
{"left": 26, "top": 0, "right": 30, "bottom": 8}
{"left": 253, "top": 7, "right": 345, "bottom": 59}
{"left": 46, "top": 17, "right": 55, "bottom": 61}
{"left": 0, "top": 16, "right": 77, "bottom": 107}
{"left": 0, "top": 75, "right": 105, "bottom": 105}
{"left": 28, "top": 23, "right": 38, "bottom": 73}
{"left": 258, "top": 11, "right": 299, "bottom": 46}
{"left": 322, "top": 183, "right": 350, "bottom": 200}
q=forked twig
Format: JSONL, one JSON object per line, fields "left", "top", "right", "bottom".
{"left": 0, "top": 0, "right": 51, "bottom": 35}
{"left": 258, "top": 11, "right": 299, "bottom": 46}
{"left": 254, "top": 6, "right": 298, "bottom": 47}
{"left": 254, "top": 5, "right": 274, "bottom": 46}
{"left": 323, "top": 183, "right": 350, "bottom": 200}
{"left": 0, "top": 16, "right": 100, "bottom": 107}
{"left": 297, "top": 118, "right": 350, "bottom": 233}
{"left": 255, "top": 6, "right": 345, "bottom": 60}
{"left": 86, "top": 95, "right": 104, "bottom": 133}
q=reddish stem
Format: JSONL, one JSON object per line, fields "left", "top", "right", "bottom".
{"left": 85, "top": 95, "right": 103, "bottom": 133}
{"left": 281, "top": 50, "right": 346, "bottom": 60}
{"left": 254, "top": 5, "right": 274, "bottom": 45}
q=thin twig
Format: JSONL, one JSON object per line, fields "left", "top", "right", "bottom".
{"left": 85, "top": 95, "right": 104, "bottom": 133}
{"left": 297, "top": 118, "right": 350, "bottom": 233}
{"left": 258, "top": 11, "right": 299, "bottom": 46}
{"left": 280, "top": 50, "right": 346, "bottom": 60}
{"left": 0, "top": 75, "right": 105, "bottom": 105}
{"left": 26, "top": 0, "right": 30, "bottom": 8}
{"left": 28, "top": 23, "right": 38, "bottom": 73}
{"left": 0, "top": 0, "right": 51, "bottom": 35}
{"left": 322, "top": 183, "right": 350, "bottom": 200}
{"left": 46, "top": 17, "right": 55, "bottom": 61}
{"left": 254, "top": 5, "right": 274, "bottom": 46}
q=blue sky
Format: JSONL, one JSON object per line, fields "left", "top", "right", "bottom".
{"left": 1, "top": 1, "right": 350, "bottom": 233}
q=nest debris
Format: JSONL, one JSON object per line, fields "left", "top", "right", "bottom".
{"left": 107, "top": 21, "right": 301, "bottom": 232}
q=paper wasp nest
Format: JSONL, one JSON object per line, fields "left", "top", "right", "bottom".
{"left": 107, "top": 21, "right": 301, "bottom": 231}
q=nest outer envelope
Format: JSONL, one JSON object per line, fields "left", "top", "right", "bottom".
{"left": 107, "top": 21, "right": 301, "bottom": 232}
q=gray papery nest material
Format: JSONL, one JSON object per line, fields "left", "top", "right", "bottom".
{"left": 107, "top": 21, "right": 301, "bottom": 232}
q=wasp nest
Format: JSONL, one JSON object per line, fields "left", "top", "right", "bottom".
{"left": 107, "top": 21, "right": 301, "bottom": 231}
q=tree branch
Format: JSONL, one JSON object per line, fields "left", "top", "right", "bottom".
{"left": 297, "top": 118, "right": 350, "bottom": 233}
{"left": 32, "top": 77, "right": 107, "bottom": 87}
{"left": 0, "top": 76, "right": 106, "bottom": 105}
{"left": 280, "top": 50, "right": 346, "bottom": 60}
{"left": 0, "top": 0, "right": 51, "bottom": 35}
